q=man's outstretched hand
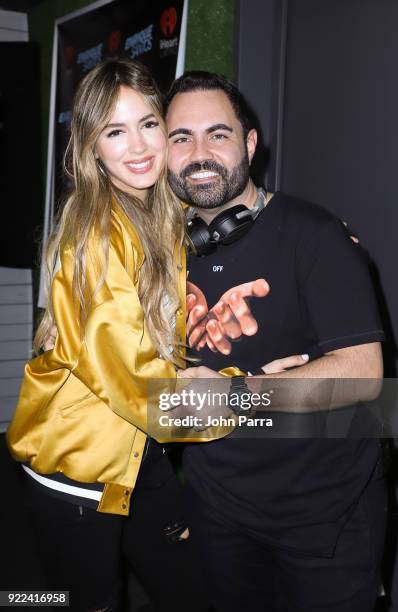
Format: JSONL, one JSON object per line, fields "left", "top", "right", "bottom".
{"left": 45, "top": 278, "right": 270, "bottom": 358}
{"left": 186, "top": 279, "right": 270, "bottom": 355}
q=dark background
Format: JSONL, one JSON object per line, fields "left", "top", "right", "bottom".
{"left": 0, "top": 41, "right": 43, "bottom": 268}
{"left": 236, "top": 0, "right": 397, "bottom": 375}
{"left": 237, "top": 1, "right": 398, "bottom": 608}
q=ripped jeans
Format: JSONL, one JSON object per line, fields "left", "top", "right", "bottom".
{"left": 24, "top": 452, "right": 209, "bottom": 612}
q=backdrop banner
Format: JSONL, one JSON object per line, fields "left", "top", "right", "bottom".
{"left": 39, "top": 0, "right": 187, "bottom": 305}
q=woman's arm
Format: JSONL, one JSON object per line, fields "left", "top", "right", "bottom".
{"left": 51, "top": 236, "right": 178, "bottom": 435}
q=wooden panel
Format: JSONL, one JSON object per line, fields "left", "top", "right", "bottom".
{"left": 0, "top": 305, "right": 32, "bottom": 325}
{"left": 0, "top": 325, "right": 32, "bottom": 342}
{"left": 0, "top": 361, "right": 26, "bottom": 379}
{"left": 0, "top": 396, "right": 19, "bottom": 433}
{"left": 0, "top": 9, "right": 28, "bottom": 43}
{"left": 0, "top": 267, "right": 31, "bottom": 284}
{"left": 0, "top": 268, "right": 32, "bottom": 427}
{"left": 0, "top": 378, "right": 22, "bottom": 398}
{"left": 0, "top": 10, "right": 28, "bottom": 31}
{"left": 0, "top": 340, "right": 32, "bottom": 361}
{"left": 0, "top": 285, "right": 32, "bottom": 304}
{"left": 0, "top": 29, "right": 28, "bottom": 42}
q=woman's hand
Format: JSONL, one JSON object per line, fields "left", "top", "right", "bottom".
{"left": 178, "top": 354, "right": 309, "bottom": 380}
{"left": 178, "top": 366, "right": 222, "bottom": 379}
{"left": 260, "top": 354, "right": 309, "bottom": 374}
{"left": 43, "top": 324, "right": 57, "bottom": 351}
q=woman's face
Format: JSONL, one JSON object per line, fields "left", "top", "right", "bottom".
{"left": 95, "top": 85, "right": 166, "bottom": 199}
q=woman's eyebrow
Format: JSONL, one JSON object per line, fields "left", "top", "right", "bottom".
{"left": 104, "top": 122, "right": 126, "bottom": 128}
{"left": 139, "top": 113, "right": 156, "bottom": 123}
{"left": 104, "top": 114, "right": 156, "bottom": 129}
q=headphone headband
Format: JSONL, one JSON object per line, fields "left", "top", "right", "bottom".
{"left": 187, "top": 189, "right": 267, "bottom": 256}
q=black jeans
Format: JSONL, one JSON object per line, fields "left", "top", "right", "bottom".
{"left": 24, "top": 471, "right": 209, "bottom": 612}
{"left": 186, "top": 468, "right": 388, "bottom": 612}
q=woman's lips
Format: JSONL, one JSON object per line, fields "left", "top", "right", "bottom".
{"left": 124, "top": 156, "right": 155, "bottom": 174}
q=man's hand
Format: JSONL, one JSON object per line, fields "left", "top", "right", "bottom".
{"left": 186, "top": 282, "right": 209, "bottom": 345}
{"left": 186, "top": 279, "right": 270, "bottom": 354}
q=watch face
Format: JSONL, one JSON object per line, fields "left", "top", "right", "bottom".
{"left": 228, "top": 377, "right": 252, "bottom": 416}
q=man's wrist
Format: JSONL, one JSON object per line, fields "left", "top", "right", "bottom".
{"left": 228, "top": 376, "right": 254, "bottom": 416}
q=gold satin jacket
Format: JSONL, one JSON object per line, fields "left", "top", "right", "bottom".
{"left": 7, "top": 206, "right": 186, "bottom": 516}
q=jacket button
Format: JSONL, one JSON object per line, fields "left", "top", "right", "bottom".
{"left": 124, "top": 490, "right": 129, "bottom": 496}
{"left": 133, "top": 452, "right": 139, "bottom": 458}
{"left": 177, "top": 308, "right": 183, "bottom": 316}
{"left": 122, "top": 503, "right": 127, "bottom": 510}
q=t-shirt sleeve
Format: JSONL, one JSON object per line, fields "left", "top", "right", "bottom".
{"left": 298, "top": 217, "right": 384, "bottom": 355}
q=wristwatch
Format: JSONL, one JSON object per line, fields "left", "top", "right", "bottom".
{"left": 228, "top": 376, "right": 253, "bottom": 416}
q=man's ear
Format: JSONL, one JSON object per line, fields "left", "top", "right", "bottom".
{"left": 246, "top": 129, "right": 257, "bottom": 164}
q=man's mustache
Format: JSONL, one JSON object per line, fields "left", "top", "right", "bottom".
{"left": 180, "top": 160, "right": 228, "bottom": 180}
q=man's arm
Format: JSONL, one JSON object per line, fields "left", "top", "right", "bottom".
{"left": 258, "top": 342, "right": 383, "bottom": 380}
{"left": 181, "top": 342, "right": 383, "bottom": 412}
{"left": 250, "top": 342, "right": 383, "bottom": 410}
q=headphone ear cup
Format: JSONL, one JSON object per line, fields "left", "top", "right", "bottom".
{"left": 187, "top": 217, "right": 217, "bottom": 256}
{"left": 187, "top": 199, "right": 262, "bottom": 256}
{"left": 209, "top": 205, "right": 254, "bottom": 245}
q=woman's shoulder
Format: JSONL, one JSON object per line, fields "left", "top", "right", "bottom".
{"left": 57, "top": 204, "right": 145, "bottom": 281}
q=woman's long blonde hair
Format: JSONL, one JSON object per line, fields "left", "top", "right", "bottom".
{"left": 35, "top": 58, "right": 185, "bottom": 363}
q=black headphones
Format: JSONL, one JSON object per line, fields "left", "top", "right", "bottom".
{"left": 187, "top": 189, "right": 267, "bottom": 256}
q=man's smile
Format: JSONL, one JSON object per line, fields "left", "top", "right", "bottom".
{"left": 187, "top": 170, "right": 220, "bottom": 183}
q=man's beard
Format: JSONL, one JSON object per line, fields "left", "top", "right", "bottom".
{"left": 167, "top": 152, "right": 250, "bottom": 209}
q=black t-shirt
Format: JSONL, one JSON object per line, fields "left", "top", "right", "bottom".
{"left": 184, "top": 191, "right": 384, "bottom": 555}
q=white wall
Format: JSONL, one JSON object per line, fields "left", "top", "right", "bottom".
{"left": 0, "top": 9, "right": 28, "bottom": 42}
{"left": 0, "top": 268, "right": 32, "bottom": 432}
{"left": 0, "top": 9, "right": 30, "bottom": 431}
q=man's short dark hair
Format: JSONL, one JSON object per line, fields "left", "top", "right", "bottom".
{"left": 164, "top": 71, "right": 252, "bottom": 139}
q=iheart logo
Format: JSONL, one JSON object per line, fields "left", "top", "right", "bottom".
{"left": 160, "top": 7, "right": 178, "bottom": 37}
{"left": 107, "top": 30, "right": 121, "bottom": 55}
{"left": 63, "top": 46, "right": 75, "bottom": 66}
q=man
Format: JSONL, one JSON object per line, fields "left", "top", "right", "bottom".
{"left": 164, "top": 71, "right": 386, "bottom": 611}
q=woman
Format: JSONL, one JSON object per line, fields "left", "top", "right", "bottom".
{"left": 7, "top": 58, "right": 207, "bottom": 612}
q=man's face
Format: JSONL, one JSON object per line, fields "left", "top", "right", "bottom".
{"left": 166, "top": 89, "right": 256, "bottom": 209}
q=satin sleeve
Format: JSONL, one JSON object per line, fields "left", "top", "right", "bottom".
{"left": 57, "top": 238, "right": 177, "bottom": 435}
